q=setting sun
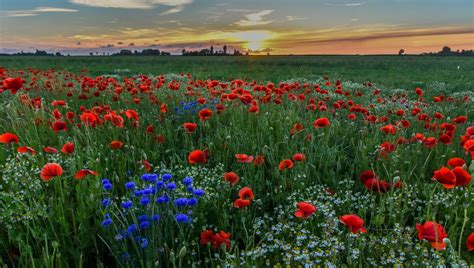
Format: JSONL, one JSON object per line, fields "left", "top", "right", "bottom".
{"left": 226, "top": 31, "right": 274, "bottom": 52}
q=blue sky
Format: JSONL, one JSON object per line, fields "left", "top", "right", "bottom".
{"left": 0, "top": 0, "right": 473, "bottom": 54}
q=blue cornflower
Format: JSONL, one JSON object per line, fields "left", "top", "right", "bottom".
{"left": 156, "top": 180, "right": 165, "bottom": 189}
{"left": 186, "top": 186, "right": 194, "bottom": 193}
{"left": 101, "top": 178, "right": 110, "bottom": 185}
{"left": 125, "top": 181, "right": 135, "bottom": 190}
{"left": 139, "top": 221, "right": 150, "bottom": 230}
{"left": 175, "top": 213, "right": 190, "bottom": 223}
{"left": 193, "top": 189, "right": 205, "bottom": 197}
{"left": 156, "top": 195, "right": 169, "bottom": 204}
{"left": 188, "top": 197, "right": 198, "bottom": 206}
{"left": 101, "top": 198, "right": 112, "bottom": 207}
{"left": 175, "top": 198, "right": 188, "bottom": 207}
{"left": 166, "top": 182, "right": 177, "bottom": 190}
{"left": 151, "top": 214, "right": 160, "bottom": 222}
{"left": 143, "top": 187, "right": 153, "bottom": 195}
{"left": 162, "top": 173, "right": 172, "bottom": 181}
{"left": 182, "top": 176, "right": 193, "bottom": 186}
{"left": 137, "top": 214, "right": 148, "bottom": 222}
{"left": 140, "top": 196, "right": 150, "bottom": 206}
{"left": 101, "top": 216, "right": 113, "bottom": 227}
{"left": 122, "top": 200, "right": 133, "bottom": 209}
{"left": 140, "top": 238, "right": 149, "bottom": 248}
{"left": 127, "top": 224, "right": 138, "bottom": 233}
{"left": 133, "top": 189, "right": 143, "bottom": 197}
{"left": 141, "top": 173, "right": 158, "bottom": 182}
{"left": 103, "top": 182, "right": 113, "bottom": 191}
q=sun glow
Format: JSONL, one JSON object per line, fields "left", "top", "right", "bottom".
{"left": 226, "top": 30, "right": 274, "bottom": 52}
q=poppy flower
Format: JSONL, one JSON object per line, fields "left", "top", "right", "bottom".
{"left": 110, "top": 140, "right": 124, "bottom": 150}
{"left": 160, "top": 103, "right": 167, "bottom": 113}
{"left": 467, "top": 233, "right": 474, "bottom": 251}
{"left": 432, "top": 167, "right": 456, "bottom": 189}
{"left": 74, "top": 169, "right": 98, "bottom": 179}
{"left": 380, "top": 124, "right": 397, "bottom": 135}
{"left": 359, "top": 170, "right": 377, "bottom": 184}
{"left": 364, "top": 178, "right": 391, "bottom": 193}
{"left": 200, "top": 230, "right": 214, "bottom": 246}
{"left": 339, "top": 214, "right": 367, "bottom": 234}
{"left": 238, "top": 186, "right": 254, "bottom": 200}
{"left": 212, "top": 231, "right": 232, "bottom": 250}
{"left": 278, "top": 159, "right": 294, "bottom": 171}
{"left": 233, "top": 198, "right": 251, "bottom": 208}
{"left": 40, "top": 163, "right": 63, "bottom": 181}
{"left": 447, "top": 157, "right": 465, "bottom": 168}
{"left": 453, "top": 116, "right": 467, "bottom": 124}
{"left": 61, "top": 142, "right": 75, "bottom": 154}
{"left": 313, "top": 117, "right": 330, "bottom": 128}
{"left": 0, "top": 133, "right": 19, "bottom": 144}
{"left": 198, "top": 108, "right": 213, "bottom": 121}
{"left": 254, "top": 155, "right": 265, "bottom": 166}
{"left": 452, "top": 166, "right": 471, "bottom": 186}
{"left": 142, "top": 160, "right": 151, "bottom": 172}
{"left": 3, "top": 77, "right": 23, "bottom": 94}
{"left": 43, "top": 146, "right": 59, "bottom": 154}
{"left": 188, "top": 150, "right": 208, "bottom": 164}
{"left": 17, "top": 146, "right": 37, "bottom": 154}
{"left": 290, "top": 123, "right": 304, "bottom": 135}
{"left": 416, "top": 221, "right": 447, "bottom": 250}
{"left": 294, "top": 202, "right": 317, "bottom": 219}
{"left": 52, "top": 121, "right": 68, "bottom": 132}
{"left": 292, "top": 153, "right": 306, "bottom": 162}
{"left": 235, "top": 154, "right": 254, "bottom": 163}
{"left": 223, "top": 172, "right": 239, "bottom": 186}
{"left": 183, "top": 123, "right": 197, "bottom": 133}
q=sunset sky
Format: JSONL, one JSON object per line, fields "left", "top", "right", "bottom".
{"left": 0, "top": 0, "right": 473, "bottom": 55}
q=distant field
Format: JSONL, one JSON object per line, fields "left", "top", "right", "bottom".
{"left": 1, "top": 55, "right": 473, "bottom": 91}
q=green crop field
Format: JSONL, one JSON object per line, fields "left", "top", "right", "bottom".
{"left": 1, "top": 56, "right": 473, "bottom": 267}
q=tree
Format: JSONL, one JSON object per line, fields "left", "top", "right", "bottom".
{"left": 398, "top": 49, "right": 405, "bottom": 56}
{"left": 440, "top": 46, "right": 451, "bottom": 55}
{"left": 210, "top": 46, "right": 214, "bottom": 55}
{"left": 223, "top": 45, "right": 227, "bottom": 55}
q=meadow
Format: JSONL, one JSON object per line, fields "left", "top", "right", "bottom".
{"left": 0, "top": 56, "right": 473, "bottom": 267}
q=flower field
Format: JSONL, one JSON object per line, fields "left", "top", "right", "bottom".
{"left": 0, "top": 66, "right": 473, "bottom": 266}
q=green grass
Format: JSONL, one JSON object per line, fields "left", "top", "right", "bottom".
{"left": 1, "top": 55, "right": 473, "bottom": 90}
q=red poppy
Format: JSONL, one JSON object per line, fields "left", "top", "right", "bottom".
{"left": 453, "top": 116, "right": 467, "bottom": 124}
{"left": 432, "top": 167, "right": 456, "bottom": 189}
{"left": 212, "top": 231, "right": 232, "bottom": 250}
{"left": 0, "top": 133, "right": 19, "bottom": 144}
{"left": 51, "top": 100, "right": 66, "bottom": 106}
{"left": 292, "top": 153, "right": 306, "bottom": 162}
{"left": 61, "top": 142, "right": 75, "bottom": 154}
{"left": 125, "top": 109, "right": 139, "bottom": 121}
{"left": 200, "top": 230, "right": 214, "bottom": 246}
{"left": 3, "top": 77, "right": 23, "bottom": 94}
{"left": 290, "top": 123, "right": 304, "bottom": 135}
{"left": 380, "top": 124, "right": 397, "bottom": 135}
{"left": 74, "top": 169, "right": 98, "bottom": 179}
{"left": 447, "top": 157, "right": 465, "bottom": 168}
{"left": 183, "top": 123, "right": 197, "bottom": 133}
{"left": 254, "top": 155, "right": 265, "bottom": 166}
{"left": 198, "top": 108, "right": 213, "bottom": 121}
{"left": 294, "top": 202, "right": 317, "bottom": 219}
{"left": 17, "top": 146, "right": 37, "bottom": 154}
{"left": 415, "top": 87, "right": 423, "bottom": 96}
{"left": 278, "top": 159, "right": 294, "bottom": 171}
{"left": 43, "top": 146, "right": 59, "bottom": 154}
{"left": 110, "top": 140, "right": 124, "bottom": 150}
{"left": 416, "top": 221, "right": 447, "bottom": 250}
{"left": 52, "top": 121, "right": 68, "bottom": 132}
{"left": 160, "top": 103, "right": 167, "bottom": 113}
{"left": 238, "top": 186, "right": 254, "bottom": 200}
{"left": 223, "top": 172, "right": 239, "bottom": 186}
{"left": 40, "top": 163, "right": 63, "bottom": 181}
{"left": 235, "top": 154, "right": 254, "bottom": 163}
{"left": 467, "top": 233, "right": 474, "bottom": 251}
{"left": 452, "top": 166, "right": 471, "bottom": 186}
{"left": 339, "top": 214, "right": 367, "bottom": 234}
{"left": 364, "top": 178, "right": 391, "bottom": 193}
{"left": 233, "top": 198, "right": 251, "bottom": 208}
{"left": 313, "top": 117, "right": 330, "bottom": 128}
{"left": 359, "top": 170, "right": 377, "bottom": 184}
{"left": 142, "top": 160, "right": 151, "bottom": 172}
{"left": 188, "top": 150, "right": 208, "bottom": 164}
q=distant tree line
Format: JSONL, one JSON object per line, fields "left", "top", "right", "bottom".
{"left": 0, "top": 50, "right": 68, "bottom": 57}
{"left": 398, "top": 46, "right": 473, "bottom": 57}
{"left": 181, "top": 45, "right": 248, "bottom": 56}
{"left": 110, "top": 49, "right": 171, "bottom": 56}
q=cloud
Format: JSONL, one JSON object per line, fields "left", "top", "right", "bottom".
{"left": 325, "top": 1, "right": 366, "bottom": 7}
{"left": 160, "top": 6, "right": 184, "bottom": 15}
{"left": 3, "top": 6, "right": 78, "bottom": 17}
{"left": 235, "top": 10, "right": 274, "bottom": 27}
{"left": 69, "top": 0, "right": 192, "bottom": 9}
{"left": 287, "top": 16, "right": 308, "bottom": 21}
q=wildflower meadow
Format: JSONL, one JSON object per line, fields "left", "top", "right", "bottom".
{"left": 0, "top": 65, "right": 473, "bottom": 267}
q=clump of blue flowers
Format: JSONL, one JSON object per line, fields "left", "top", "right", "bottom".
{"left": 174, "top": 98, "right": 218, "bottom": 116}
{"left": 99, "top": 172, "right": 205, "bottom": 263}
